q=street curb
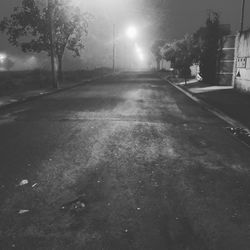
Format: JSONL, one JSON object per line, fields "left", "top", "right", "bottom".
{"left": 161, "top": 76, "right": 250, "bottom": 149}
{"left": 164, "top": 77, "right": 247, "bottom": 128}
{"left": 0, "top": 73, "right": 115, "bottom": 112}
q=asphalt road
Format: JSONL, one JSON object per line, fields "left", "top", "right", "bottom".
{"left": 1, "top": 72, "right": 250, "bottom": 250}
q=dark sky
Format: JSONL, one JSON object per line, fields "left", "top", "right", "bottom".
{"left": 0, "top": 0, "right": 249, "bottom": 69}
{"left": 167, "top": 0, "right": 250, "bottom": 38}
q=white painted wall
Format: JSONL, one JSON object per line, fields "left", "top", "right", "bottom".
{"left": 235, "top": 31, "right": 250, "bottom": 93}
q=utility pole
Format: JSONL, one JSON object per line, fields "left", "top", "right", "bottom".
{"left": 48, "top": 0, "right": 59, "bottom": 89}
{"left": 240, "top": 0, "right": 246, "bottom": 33}
{"left": 112, "top": 24, "right": 116, "bottom": 72}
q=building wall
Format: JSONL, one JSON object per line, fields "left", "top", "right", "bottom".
{"left": 217, "top": 35, "right": 236, "bottom": 86}
{"left": 234, "top": 31, "right": 250, "bottom": 93}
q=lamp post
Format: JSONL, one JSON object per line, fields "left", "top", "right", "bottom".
{"left": 48, "top": 0, "right": 58, "bottom": 88}
{"left": 126, "top": 26, "right": 137, "bottom": 40}
{"left": 112, "top": 24, "right": 116, "bottom": 72}
{"left": 240, "top": 0, "right": 246, "bottom": 33}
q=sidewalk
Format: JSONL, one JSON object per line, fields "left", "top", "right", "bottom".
{"left": 166, "top": 77, "right": 250, "bottom": 130}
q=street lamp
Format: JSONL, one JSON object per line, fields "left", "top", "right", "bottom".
{"left": 126, "top": 26, "right": 137, "bottom": 40}
{"left": 112, "top": 24, "right": 116, "bottom": 72}
{"left": 125, "top": 26, "right": 138, "bottom": 70}
{"left": 0, "top": 53, "right": 7, "bottom": 63}
{"left": 135, "top": 44, "right": 145, "bottom": 62}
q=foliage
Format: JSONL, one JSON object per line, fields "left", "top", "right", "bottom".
{"left": 161, "top": 11, "right": 223, "bottom": 83}
{"left": 163, "top": 35, "right": 200, "bottom": 78}
{"left": 193, "top": 11, "right": 222, "bottom": 83}
{"left": 0, "top": 0, "right": 89, "bottom": 82}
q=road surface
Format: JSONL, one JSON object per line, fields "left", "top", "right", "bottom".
{"left": 1, "top": 72, "right": 250, "bottom": 250}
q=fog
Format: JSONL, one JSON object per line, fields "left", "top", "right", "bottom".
{"left": 0, "top": 0, "right": 249, "bottom": 71}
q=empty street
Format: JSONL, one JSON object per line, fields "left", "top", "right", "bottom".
{"left": 0, "top": 72, "right": 250, "bottom": 249}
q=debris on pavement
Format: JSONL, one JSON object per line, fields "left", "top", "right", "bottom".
{"left": 32, "top": 183, "right": 38, "bottom": 188}
{"left": 72, "top": 201, "right": 86, "bottom": 212}
{"left": 17, "top": 179, "right": 29, "bottom": 186}
{"left": 226, "top": 127, "right": 250, "bottom": 146}
{"left": 18, "top": 209, "right": 30, "bottom": 214}
{"left": 61, "top": 196, "right": 87, "bottom": 213}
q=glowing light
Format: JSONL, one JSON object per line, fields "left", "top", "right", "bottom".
{"left": 135, "top": 44, "right": 145, "bottom": 62}
{"left": 126, "top": 26, "right": 137, "bottom": 40}
{"left": 138, "top": 53, "right": 145, "bottom": 61}
{"left": 0, "top": 53, "right": 7, "bottom": 63}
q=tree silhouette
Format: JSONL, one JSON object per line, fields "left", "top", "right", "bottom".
{"left": 0, "top": 0, "right": 89, "bottom": 84}
{"left": 193, "top": 11, "right": 222, "bottom": 84}
{"left": 163, "top": 35, "right": 200, "bottom": 82}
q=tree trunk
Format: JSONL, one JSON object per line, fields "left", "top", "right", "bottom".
{"left": 48, "top": 0, "right": 58, "bottom": 89}
{"left": 57, "top": 55, "right": 63, "bottom": 84}
{"left": 156, "top": 59, "right": 161, "bottom": 71}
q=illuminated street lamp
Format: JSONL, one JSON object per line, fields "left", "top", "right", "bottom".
{"left": 135, "top": 45, "right": 145, "bottom": 62}
{"left": 0, "top": 53, "right": 7, "bottom": 63}
{"left": 126, "top": 26, "right": 137, "bottom": 40}
{"left": 125, "top": 26, "right": 138, "bottom": 70}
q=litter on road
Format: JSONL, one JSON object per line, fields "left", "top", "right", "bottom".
{"left": 18, "top": 209, "right": 30, "bottom": 214}
{"left": 17, "top": 179, "right": 29, "bottom": 186}
{"left": 226, "top": 127, "right": 250, "bottom": 146}
{"left": 32, "top": 183, "right": 38, "bottom": 188}
{"left": 61, "top": 196, "right": 86, "bottom": 213}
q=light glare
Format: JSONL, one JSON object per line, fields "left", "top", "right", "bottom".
{"left": 135, "top": 44, "right": 145, "bottom": 62}
{"left": 0, "top": 53, "right": 7, "bottom": 63}
{"left": 126, "top": 26, "right": 137, "bottom": 40}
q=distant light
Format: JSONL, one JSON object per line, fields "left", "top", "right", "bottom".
{"left": 126, "top": 26, "right": 137, "bottom": 40}
{"left": 138, "top": 53, "right": 145, "bottom": 61}
{"left": 0, "top": 53, "right": 7, "bottom": 63}
{"left": 135, "top": 44, "right": 142, "bottom": 54}
{"left": 135, "top": 44, "right": 145, "bottom": 62}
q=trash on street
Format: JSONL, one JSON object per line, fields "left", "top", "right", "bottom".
{"left": 61, "top": 196, "right": 87, "bottom": 213}
{"left": 17, "top": 179, "right": 29, "bottom": 186}
{"left": 18, "top": 209, "right": 30, "bottom": 214}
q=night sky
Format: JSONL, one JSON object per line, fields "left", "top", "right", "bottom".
{"left": 0, "top": 0, "right": 249, "bottom": 70}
